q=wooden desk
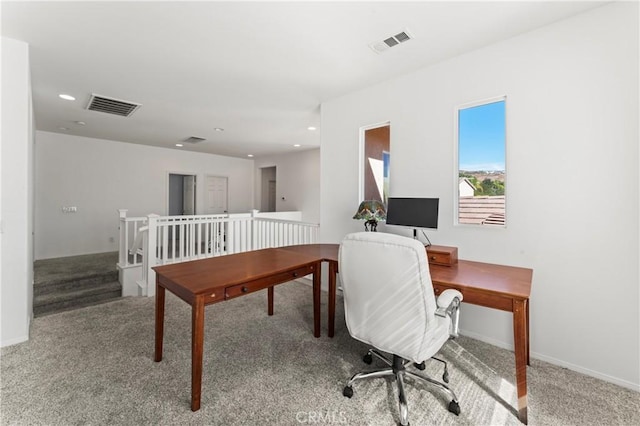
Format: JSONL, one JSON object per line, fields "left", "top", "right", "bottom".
{"left": 429, "top": 260, "right": 533, "bottom": 424}
{"left": 153, "top": 247, "right": 326, "bottom": 411}
{"left": 153, "top": 243, "right": 532, "bottom": 424}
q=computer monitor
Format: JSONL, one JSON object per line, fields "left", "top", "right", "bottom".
{"left": 385, "top": 197, "right": 439, "bottom": 244}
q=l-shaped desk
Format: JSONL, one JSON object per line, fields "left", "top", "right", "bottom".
{"left": 153, "top": 243, "right": 533, "bottom": 424}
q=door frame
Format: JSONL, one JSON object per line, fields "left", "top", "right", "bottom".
{"left": 358, "top": 121, "right": 390, "bottom": 203}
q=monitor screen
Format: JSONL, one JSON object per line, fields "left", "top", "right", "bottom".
{"left": 385, "top": 197, "right": 439, "bottom": 229}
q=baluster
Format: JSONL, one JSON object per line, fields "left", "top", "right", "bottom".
{"left": 190, "top": 219, "right": 194, "bottom": 257}
{"left": 214, "top": 220, "right": 219, "bottom": 255}
{"left": 197, "top": 222, "right": 202, "bottom": 257}
{"left": 188, "top": 219, "right": 192, "bottom": 258}
{"left": 146, "top": 214, "right": 159, "bottom": 297}
{"left": 228, "top": 220, "right": 235, "bottom": 254}
{"left": 204, "top": 221, "right": 210, "bottom": 256}
{"left": 242, "top": 219, "right": 247, "bottom": 252}
{"left": 181, "top": 219, "right": 185, "bottom": 258}
{"left": 160, "top": 222, "right": 167, "bottom": 263}
{"left": 134, "top": 224, "right": 141, "bottom": 261}
{"left": 170, "top": 223, "right": 175, "bottom": 261}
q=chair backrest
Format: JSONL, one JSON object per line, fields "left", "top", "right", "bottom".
{"left": 339, "top": 232, "right": 439, "bottom": 362}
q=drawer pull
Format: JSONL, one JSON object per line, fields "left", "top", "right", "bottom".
{"left": 430, "top": 256, "right": 437, "bottom": 260}
{"left": 293, "top": 272, "right": 298, "bottom": 277}
{"left": 241, "top": 286, "right": 249, "bottom": 293}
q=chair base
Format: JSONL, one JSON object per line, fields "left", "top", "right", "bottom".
{"left": 343, "top": 350, "right": 460, "bottom": 426}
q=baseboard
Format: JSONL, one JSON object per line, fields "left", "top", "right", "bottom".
{"left": 0, "top": 334, "right": 29, "bottom": 348}
{"left": 459, "top": 328, "right": 514, "bottom": 351}
{"left": 459, "top": 329, "right": 640, "bottom": 392}
{"left": 531, "top": 351, "right": 640, "bottom": 392}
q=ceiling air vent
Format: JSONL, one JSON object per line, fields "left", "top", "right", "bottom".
{"left": 183, "top": 136, "right": 206, "bottom": 144}
{"left": 370, "top": 29, "right": 413, "bottom": 54}
{"left": 86, "top": 94, "right": 141, "bottom": 117}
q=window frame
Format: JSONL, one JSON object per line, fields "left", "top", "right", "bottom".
{"left": 453, "top": 95, "right": 507, "bottom": 228}
{"left": 358, "top": 121, "right": 391, "bottom": 204}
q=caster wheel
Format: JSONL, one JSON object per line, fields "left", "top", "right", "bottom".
{"left": 343, "top": 386, "right": 353, "bottom": 398}
{"left": 448, "top": 400, "right": 461, "bottom": 416}
{"left": 362, "top": 353, "right": 373, "bottom": 364}
{"left": 414, "top": 361, "right": 426, "bottom": 370}
{"left": 443, "top": 370, "right": 449, "bottom": 383}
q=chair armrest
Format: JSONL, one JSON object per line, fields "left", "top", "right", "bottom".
{"left": 436, "top": 289, "right": 463, "bottom": 312}
{"left": 435, "top": 289, "right": 463, "bottom": 338}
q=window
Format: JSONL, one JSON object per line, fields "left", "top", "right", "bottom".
{"left": 360, "top": 123, "right": 390, "bottom": 204}
{"left": 456, "top": 98, "right": 506, "bottom": 226}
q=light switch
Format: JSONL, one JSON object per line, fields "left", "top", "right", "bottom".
{"left": 62, "top": 206, "right": 78, "bottom": 213}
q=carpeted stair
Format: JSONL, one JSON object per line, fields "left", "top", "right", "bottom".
{"left": 33, "top": 252, "right": 121, "bottom": 317}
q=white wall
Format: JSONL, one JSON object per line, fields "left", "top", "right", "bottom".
{"left": 254, "top": 148, "right": 320, "bottom": 224}
{"left": 1, "top": 37, "right": 34, "bottom": 347}
{"left": 321, "top": 3, "right": 639, "bottom": 389}
{"left": 35, "top": 132, "right": 255, "bottom": 259}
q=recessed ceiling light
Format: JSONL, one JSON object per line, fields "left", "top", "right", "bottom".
{"left": 247, "top": 154, "right": 254, "bottom": 158}
{"left": 58, "top": 127, "right": 69, "bottom": 131}
{"left": 74, "top": 121, "right": 86, "bottom": 126}
{"left": 293, "top": 144, "right": 301, "bottom": 147}
{"left": 214, "top": 128, "right": 224, "bottom": 132}
{"left": 175, "top": 143, "right": 183, "bottom": 147}
{"left": 59, "top": 94, "right": 75, "bottom": 101}
{"left": 307, "top": 126, "right": 317, "bottom": 131}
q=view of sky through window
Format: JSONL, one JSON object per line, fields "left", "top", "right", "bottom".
{"left": 458, "top": 100, "right": 505, "bottom": 171}
{"left": 457, "top": 98, "right": 506, "bottom": 226}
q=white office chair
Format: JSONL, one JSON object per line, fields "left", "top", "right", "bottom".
{"left": 339, "top": 232, "right": 463, "bottom": 426}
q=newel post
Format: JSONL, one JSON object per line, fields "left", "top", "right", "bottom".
{"left": 118, "top": 209, "right": 128, "bottom": 267}
{"left": 146, "top": 214, "right": 159, "bottom": 297}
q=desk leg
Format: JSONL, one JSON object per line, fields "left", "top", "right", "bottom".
{"left": 154, "top": 282, "right": 165, "bottom": 362}
{"left": 268, "top": 286, "right": 274, "bottom": 316}
{"left": 191, "top": 296, "right": 205, "bottom": 411}
{"left": 513, "top": 299, "right": 528, "bottom": 424}
{"left": 526, "top": 300, "right": 531, "bottom": 366}
{"left": 313, "top": 262, "right": 321, "bottom": 338}
{"left": 327, "top": 262, "right": 337, "bottom": 338}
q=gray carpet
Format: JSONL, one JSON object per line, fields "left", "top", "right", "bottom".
{"left": 34, "top": 252, "right": 119, "bottom": 286}
{"left": 33, "top": 252, "right": 121, "bottom": 317}
{"left": 2, "top": 282, "right": 638, "bottom": 425}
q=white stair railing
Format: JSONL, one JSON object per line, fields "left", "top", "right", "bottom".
{"left": 118, "top": 209, "right": 148, "bottom": 267}
{"left": 118, "top": 210, "right": 319, "bottom": 296}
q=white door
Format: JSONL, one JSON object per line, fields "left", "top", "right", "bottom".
{"left": 183, "top": 175, "right": 196, "bottom": 215}
{"left": 205, "top": 176, "right": 228, "bottom": 214}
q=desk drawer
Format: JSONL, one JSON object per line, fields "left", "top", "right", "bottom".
{"left": 426, "top": 245, "right": 458, "bottom": 266}
{"left": 224, "top": 264, "right": 315, "bottom": 300}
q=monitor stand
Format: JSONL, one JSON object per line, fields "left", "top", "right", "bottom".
{"left": 414, "top": 228, "right": 432, "bottom": 247}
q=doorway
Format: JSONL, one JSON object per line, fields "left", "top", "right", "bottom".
{"left": 168, "top": 173, "right": 196, "bottom": 243}
{"left": 360, "top": 123, "right": 390, "bottom": 204}
{"left": 260, "top": 166, "right": 277, "bottom": 212}
{"left": 168, "top": 173, "right": 196, "bottom": 216}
